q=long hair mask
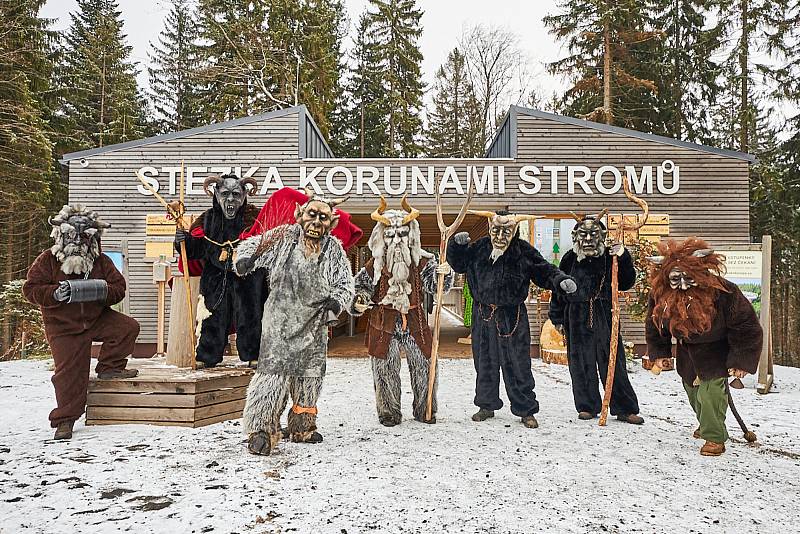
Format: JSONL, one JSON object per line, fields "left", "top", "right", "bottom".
{"left": 647, "top": 238, "right": 729, "bottom": 338}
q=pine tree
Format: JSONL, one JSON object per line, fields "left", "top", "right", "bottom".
{"left": 426, "top": 48, "right": 484, "bottom": 157}
{"left": 338, "top": 12, "right": 389, "bottom": 157}
{"left": 0, "top": 0, "right": 57, "bottom": 352}
{"left": 60, "top": 0, "right": 148, "bottom": 150}
{"left": 650, "top": 0, "right": 724, "bottom": 143}
{"left": 366, "top": 0, "right": 425, "bottom": 157}
{"left": 148, "top": 0, "right": 202, "bottom": 133}
{"left": 544, "top": 0, "right": 663, "bottom": 129}
{"left": 196, "top": 0, "right": 346, "bottom": 133}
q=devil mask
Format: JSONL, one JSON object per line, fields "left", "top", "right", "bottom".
{"left": 294, "top": 188, "right": 345, "bottom": 245}
{"left": 470, "top": 210, "right": 538, "bottom": 263}
{"left": 570, "top": 209, "right": 609, "bottom": 261}
{"left": 203, "top": 174, "right": 257, "bottom": 219}
{"left": 49, "top": 204, "right": 110, "bottom": 275}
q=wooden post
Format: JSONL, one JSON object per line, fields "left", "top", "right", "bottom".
{"left": 757, "top": 235, "right": 774, "bottom": 394}
{"left": 156, "top": 281, "right": 166, "bottom": 356}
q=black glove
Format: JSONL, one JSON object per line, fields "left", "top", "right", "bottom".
{"left": 53, "top": 281, "right": 70, "bottom": 302}
{"left": 174, "top": 228, "right": 188, "bottom": 246}
{"left": 236, "top": 256, "right": 256, "bottom": 275}
{"left": 323, "top": 297, "right": 342, "bottom": 316}
{"left": 453, "top": 232, "right": 470, "bottom": 245}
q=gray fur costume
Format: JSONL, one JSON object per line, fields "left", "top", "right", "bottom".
{"left": 235, "top": 223, "right": 354, "bottom": 446}
{"left": 351, "top": 202, "right": 453, "bottom": 426}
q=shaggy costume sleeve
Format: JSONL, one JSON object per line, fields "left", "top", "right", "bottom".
{"left": 645, "top": 297, "right": 673, "bottom": 360}
{"left": 421, "top": 256, "right": 454, "bottom": 295}
{"left": 350, "top": 262, "right": 376, "bottom": 317}
{"left": 548, "top": 253, "right": 574, "bottom": 326}
{"left": 446, "top": 237, "right": 473, "bottom": 274}
{"left": 23, "top": 251, "right": 60, "bottom": 309}
{"left": 234, "top": 226, "right": 290, "bottom": 275}
{"left": 524, "top": 243, "right": 571, "bottom": 292}
{"left": 100, "top": 254, "right": 127, "bottom": 306}
{"left": 322, "top": 239, "right": 356, "bottom": 314}
{"left": 723, "top": 286, "right": 763, "bottom": 374}
{"left": 617, "top": 250, "right": 637, "bottom": 292}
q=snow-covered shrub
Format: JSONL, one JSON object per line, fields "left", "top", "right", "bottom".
{"left": 0, "top": 279, "right": 49, "bottom": 361}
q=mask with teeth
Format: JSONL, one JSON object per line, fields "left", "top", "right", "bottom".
{"left": 570, "top": 209, "right": 609, "bottom": 261}
{"left": 294, "top": 188, "right": 346, "bottom": 248}
{"left": 203, "top": 174, "right": 257, "bottom": 220}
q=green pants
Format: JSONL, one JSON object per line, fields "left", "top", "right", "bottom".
{"left": 683, "top": 377, "right": 729, "bottom": 443}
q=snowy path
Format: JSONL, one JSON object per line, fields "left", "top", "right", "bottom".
{"left": 1, "top": 357, "right": 798, "bottom": 534}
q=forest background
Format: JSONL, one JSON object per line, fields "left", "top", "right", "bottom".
{"left": 1, "top": 0, "right": 799, "bottom": 365}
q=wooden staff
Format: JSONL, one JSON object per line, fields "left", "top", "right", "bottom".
{"left": 136, "top": 163, "right": 197, "bottom": 369}
{"left": 425, "top": 176, "right": 475, "bottom": 421}
{"left": 599, "top": 179, "right": 648, "bottom": 426}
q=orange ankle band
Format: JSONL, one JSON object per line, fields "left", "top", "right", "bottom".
{"left": 291, "top": 404, "right": 318, "bottom": 415}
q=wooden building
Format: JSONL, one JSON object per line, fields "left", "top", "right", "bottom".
{"left": 60, "top": 105, "right": 755, "bottom": 354}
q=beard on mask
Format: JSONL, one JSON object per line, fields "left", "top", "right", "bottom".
{"left": 490, "top": 247, "right": 505, "bottom": 263}
{"left": 52, "top": 239, "right": 98, "bottom": 275}
{"left": 380, "top": 239, "right": 413, "bottom": 313}
{"left": 651, "top": 285, "right": 719, "bottom": 339}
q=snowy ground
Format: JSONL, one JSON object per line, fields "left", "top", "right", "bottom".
{"left": 1, "top": 357, "right": 798, "bottom": 534}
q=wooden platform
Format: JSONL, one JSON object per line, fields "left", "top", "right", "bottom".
{"left": 86, "top": 357, "right": 253, "bottom": 428}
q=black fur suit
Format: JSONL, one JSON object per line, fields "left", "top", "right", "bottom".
{"left": 448, "top": 236, "right": 571, "bottom": 417}
{"left": 182, "top": 198, "right": 265, "bottom": 366}
{"left": 549, "top": 249, "right": 640, "bottom": 416}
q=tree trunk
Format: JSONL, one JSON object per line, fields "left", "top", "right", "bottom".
{"left": 99, "top": 54, "right": 106, "bottom": 147}
{"left": 360, "top": 101, "right": 365, "bottom": 158}
{"left": 739, "top": 0, "right": 749, "bottom": 153}
{"left": 673, "top": 0, "right": 683, "bottom": 138}
{"left": 603, "top": 20, "right": 612, "bottom": 125}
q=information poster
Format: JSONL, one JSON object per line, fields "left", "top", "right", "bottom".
{"left": 719, "top": 249, "right": 763, "bottom": 314}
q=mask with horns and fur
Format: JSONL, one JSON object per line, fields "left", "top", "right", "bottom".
{"left": 368, "top": 195, "right": 432, "bottom": 314}
{"left": 570, "top": 209, "right": 609, "bottom": 261}
{"left": 647, "top": 238, "right": 728, "bottom": 339}
{"left": 203, "top": 173, "right": 258, "bottom": 219}
{"left": 294, "top": 187, "right": 346, "bottom": 243}
{"left": 469, "top": 209, "right": 539, "bottom": 263}
{"left": 49, "top": 204, "right": 110, "bottom": 275}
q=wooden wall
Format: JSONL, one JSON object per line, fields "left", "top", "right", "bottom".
{"left": 67, "top": 109, "right": 751, "bottom": 347}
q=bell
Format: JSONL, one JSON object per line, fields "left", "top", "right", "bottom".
{"left": 219, "top": 248, "right": 229, "bottom": 262}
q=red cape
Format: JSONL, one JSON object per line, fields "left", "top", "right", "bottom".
{"left": 178, "top": 187, "right": 362, "bottom": 275}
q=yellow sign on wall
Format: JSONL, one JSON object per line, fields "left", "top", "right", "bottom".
{"left": 145, "top": 214, "right": 194, "bottom": 236}
{"left": 145, "top": 241, "right": 175, "bottom": 259}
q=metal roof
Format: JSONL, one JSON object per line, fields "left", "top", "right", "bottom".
{"left": 506, "top": 105, "right": 756, "bottom": 162}
{"left": 59, "top": 105, "right": 333, "bottom": 163}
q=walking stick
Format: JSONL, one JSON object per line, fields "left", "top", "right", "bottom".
{"left": 136, "top": 162, "right": 198, "bottom": 369}
{"left": 726, "top": 378, "right": 758, "bottom": 443}
{"left": 599, "top": 179, "right": 648, "bottom": 426}
{"left": 425, "top": 176, "right": 475, "bottom": 421}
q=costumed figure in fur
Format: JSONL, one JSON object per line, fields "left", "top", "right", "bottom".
{"left": 234, "top": 189, "right": 355, "bottom": 456}
{"left": 549, "top": 210, "right": 643, "bottom": 424}
{"left": 23, "top": 205, "right": 140, "bottom": 440}
{"left": 646, "top": 238, "right": 762, "bottom": 456}
{"left": 447, "top": 210, "right": 577, "bottom": 428}
{"left": 350, "top": 196, "right": 453, "bottom": 426}
{"left": 174, "top": 174, "right": 263, "bottom": 368}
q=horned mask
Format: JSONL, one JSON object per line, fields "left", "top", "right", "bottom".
{"left": 49, "top": 204, "right": 110, "bottom": 275}
{"left": 203, "top": 174, "right": 258, "bottom": 219}
{"left": 570, "top": 209, "right": 609, "bottom": 261}
{"left": 470, "top": 210, "right": 539, "bottom": 262}
{"left": 294, "top": 187, "right": 346, "bottom": 242}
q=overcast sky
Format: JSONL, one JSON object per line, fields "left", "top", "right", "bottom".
{"left": 41, "top": 0, "right": 569, "bottom": 102}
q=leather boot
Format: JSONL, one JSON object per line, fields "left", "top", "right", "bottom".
{"left": 471, "top": 408, "right": 494, "bottom": 422}
{"left": 617, "top": 414, "right": 645, "bottom": 425}
{"left": 521, "top": 415, "right": 539, "bottom": 428}
{"left": 53, "top": 421, "right": 74, "bottom": 440}
{"left": 700, "top": 440, "right": 726, "bottom": 456}
{"left": 578, "top": 411, "right": 595, "bottom": 420}
{"left": 97, "top": 368, "right": 139, "bottom": 380}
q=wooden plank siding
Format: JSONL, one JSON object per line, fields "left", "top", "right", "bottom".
{"left": 65, "top": 106, "right": 752, "bottom": 349}
{"left": 68, "top": 112, "right": 303, "bottom": 344}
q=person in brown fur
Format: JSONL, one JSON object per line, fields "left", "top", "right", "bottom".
{"left": 645, "top": 238, "right": 762, "bottom": 456}
{"left": 23, "top": 205, "right": 140, "bottom": 441}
